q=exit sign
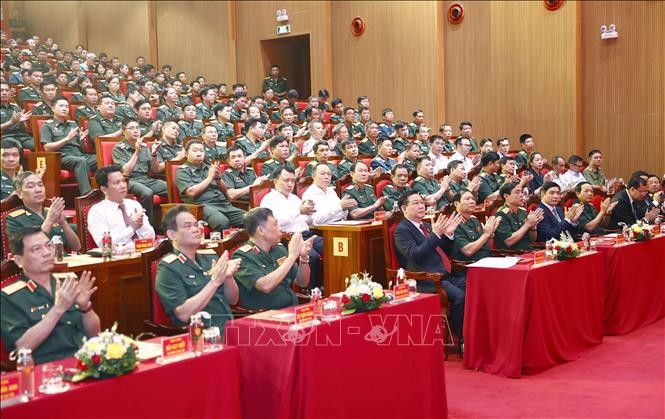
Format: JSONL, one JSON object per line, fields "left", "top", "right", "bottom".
{"left": 277, "top": 24, "right": 291, "bottom": 35}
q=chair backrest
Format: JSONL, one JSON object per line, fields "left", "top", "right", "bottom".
{"left": 68, "top": 103, "right": 83, "bottom": 120}
{"left": 382, "top": 212, "right": 404, "bottom": 270}
{"left": 249, "top": 180, "right": 274, "bottom": 208}
{"left": 60, "top": 91, "right": 75, "bottom": 102}
{"left": 296, "top": 177, "right": 314, "bottom": 198}
{"left": 251, "top": 157, "right": 269, "bottom": 176}
{"left": 322, "top": 112, "right": 334, "bottom": 123}
{"left": 233, "top": 121, "right": 244, "bottom": 136}
{"left": 94, "top": 136, "right": 122, "bottom": 168}
{"left": 335, "top": 174, "right": 352, "bottom": 197}
{"left": 165, "top": 159, "right": 186, "bottom": 203}
{"left": 74, "top": 189, "right": 105, "bottom": 252}
{"left": 22, "top": 100, "right": 39, "bottom": 113}
{"left": 30, "top": 115, "right": 52, "bottom": 151}
{"left": 1, "top": 195, "right": 23, "bottom": 259}
{"left": 141, "top": 240, "right": 174, "bottom": 326}
{"left": 294, "top": 157, "right": 313, "bottom": 172}
{"left": 372, "top": 172, "right": 393, "bottom": 197}
{"left": 294, "top": 101, "right": 308, "bottom": 112}
{"left": 223, "top": 229, "right": 250, "bottom": 256}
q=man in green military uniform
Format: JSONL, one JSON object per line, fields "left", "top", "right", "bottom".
{"left": 1, "top": 227, "right": 100, "bottom": 365}
{"left": 211, "top": 104, "right": 235, "bottom": 140}
{"left": 515, "top": 133, "right": 535, "bottom": 169}
{"left": 329, "top": 98, "right": 344, "bottom": 124}
{"left": 261, "top": 136, "right": 296, "bottom": 178}
{"left": 177, "top": 104, "right": 204, "bottom": 142}
{"left": 155, "top": 121, "right": 185, "bottom": 171}
{"left": 31, "top": 81, "right": 57, "bottom": 116}
{"left": 175, "top": 141, "right": 246, "bottom": 231}
{"left": 336, "top": 139, "right": 359, "bottom": 178}
{"left": 234, "top": 118, "right": 270, "bottom": 164}
{"left": 156, "top": 87, "right": 183, "bottom": 122}
{"left": 575, "top": 181, "right": 617, "bottom": 235}
{"left": 18, "top": 69, "right": 44, "bottom": 106}
{"left": 495, "top": 182, "right": 544, "bottom": 251}
{"left": 32, "top": 50, "right": 56, "bottom": 82}
{"left": 392, "top": 123, "right": 409, "bottom": 154}
{"left": 262, "top": 65, "right": 289, "bottom": 99}
{"left": 1, "top": 81, "right": 35, "bottom": 151}
{"left": 229, "top": 94, "right": 249, "bottom": 122}
{"left": 358, "top": 121, "right": 380, "bottom": 156}
{"left": 41, "top": 97, "right": 96, "bottom": 195}
{"left": 304, "top": 142, "right": 339, "bottom": 181}
{"left": 201, "top": 125, "right": 228, "bottom": 163}
{"left": 477, "top": 152, "right": 503, "bottom": 202}
{"left": 222, "top": 145, "right": 267, "bottom": 202}
{"left": 411, "top": 156, "right": 450, "bottom": 210}
{"left": 233, "top": 208, "right": 313, "bottom": 310}
{"left": 342, "top": 161, "right": 387, "bottom": 220}
{"left": 73, "top": 86, "right": 99, "bottom": 120}
{"left": 134, "top": 99, "right": 160, "bottom": 137}
{"left": 156, "top": 206, "right": 240, "bottom": 332}
{"left": 401, "top": 142, "right": 421, "bottom": 175}
{"left": 115, "top": 89, "right": 141, "bottom": 121}
{"left": 195, "top": 86, "right": 216, "bottom": 121}
{"left": 583, "top": 149, "right": 608, "bottom": 188}
{"left": 457, "top": 121, "right": 479, "bottom": 153}
{"left": 112, "top": 118, "right": 167, "bottom": 225}
{"left": 381, "top": 164, "right": 412, "bottom": 211}
{"left": 451, "top": 190, "right": 501, "bottom": 262}
{"left": 1, "top": 139, "right": 22, "bottom": 200}
{"left": 407, "top": 109, "right": 424, "bottom": 138}
{"left": 88, "top": 95, "right": 123, "bottom": 154}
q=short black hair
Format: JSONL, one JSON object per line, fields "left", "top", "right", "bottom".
{"left": 499, "top": 182, "right": 520, "bottom": 200}
{"left": 95, "top": 165, "right": 123, "bottom": 188}
{"left": 575, "top": 181, "right": 591, "bottom": 193}
{"left": 480, "top": 151, "right": 500, "bottom": 167}
{"left": 627, "top": 176, "right": 647, "bottom": 189}
{"left": 447, "top": 160, "right": 463, "bottom": 172}
{"left": 269, "top": 136, "right": 288, "bottom": 149}
{"left": 630, "top": 170, "right": 649, "bottom": 180}
{"left": 397, "top": 190, "right": 422, "bottom": 209}
{"left": 162, "top": 205, "right": 192, "bottom": 234}
{"left": 1, "top": 138, "right": 22, "bottom": 151}
{"left": 331, "top": 98, "right": 343, "bottom": 108}
{"left": 567, "top": 155, "right": 583, "bottom": 166}
{"left": 244, "top": 117, "right": 260, "bottom": 132}
{"left": 134, "top": 99, "right": 150, "bottom": 111}
{"left": 122, "top": 117, "right": 139, "bottom": 129}
{"left": 588, "top": 149, "right": 602, "bottom": 158}
{"left": 350, "top": 160, "right": 368, "bottom": 173}
{"left": 496, "top": 137, "right": 509, "bottom": 146}
{"left": 185, "top": 139, "right": 204, "bottom": 152}
{"left": 271, "top": 165, "right": 295, "bottom": 180}
{"left": 9, "top": 225, "right": 46, "bottom": 256}
{"left": 391, "top": 163, "right": 409, "bottom": 176}
{"left": 541, "top": 182, "right": 560, "bottom": 194}
{"left": 519, "top": 134, "right": 532, "bottom": 144}
{"left": 244, "top": 207, "right": 273, "bottom": 236}
{"left": 318, "top": 89, "right": 329, "bottom": 98}
{"left": 452, "top": 189, "right": 473, "bottom": 204}
{"left": 459, "top": 121, "right": 472, "bottom": 130}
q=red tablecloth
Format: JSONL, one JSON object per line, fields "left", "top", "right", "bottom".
{"left": 463, "top": 252, "right": 605, "bottom": 378}
{"left": 225, "top": 294, "right": 448, "bottom": 418}
{"left": 3, "top": 343, "right": 242, "bottom": 418}
{"left": 597, "top": 235, "right": 665, "bottom": 335}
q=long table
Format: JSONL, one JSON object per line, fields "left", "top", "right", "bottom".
{"left": 463, "top": 252, "right": 605, "bottom": 378}
{"left": 225, "top": 293, "right": 448, "bottom": 418}
{"left": 2, "top": 343, "right": 242, "bottom": 418}
{"left": 596, "top": 235, "right": 665, "bottom": 335}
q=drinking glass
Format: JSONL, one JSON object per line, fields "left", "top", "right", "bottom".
{"left": 39, "top": 364, "right": 64, "bottom": 394}
{"left": 202, "top": 327, "right": 222, "bottom": 352}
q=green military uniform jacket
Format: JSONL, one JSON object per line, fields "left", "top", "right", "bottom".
{"left": 177, "top": 119, "right": 204, "bottom": 142}
{"left": 329, "top": 114, "right": 343, "bottom": 124}
{"left": 115, "top": 103, "right": 138, "bottom": 121}
{"left": 381, "top": 184, "right": 411, "bottom": 211}
{"left": 88, "top": 114, "right": 122, "bottom": 141}
{"left": 343, "top": 183, "right": 378, "bottom": 219}
{"left": 177, "top": 94, "right": 192, "bottom": 108}
{"left": 515, "top": 150, "right": 529, "bottom": 169}
{"left": 6, "top": 206, "right": 69, "bottom": 247}
{"left": 261, "top": 159, "right": 295, "bottom": 178}
{"left": 392, "top": 137, "right": 408, "bottom": 154}
{"left": 195, "top": 102, "right": 214, "bottom": 121}
{"left": 262, "top": 77, "right": 288, "bottom": 96}
{"left": 414, "top": 140, "right": 430, "bottom": 156}
{"left": 229, "top": 107, "right": 244, "bottom": 122}
{"left": 1, "top": 275, "right": 87, "bottom": 364}
{"left": 577, "top": 201, "right": 606, "bottom": 235}
{"left": 477, "top": 171, "right": 502, "bottom": 202}
{"left": 336, "top": 158, "right": 355, "bottom": 178}
{"left": 1, "top": 170, "right": 15, "bottom": 200}
{"left": 156, "top": 104, "right": 182, "bottom": 122}
{"left": 203, "top": 141, "right": 228, "bottom": 163}
{"left": 31, "top": 61, "right": 52, "bottom": 76}
{"left": 449, "top": 179, "right": 469, "bottom": 197}
{"left": 74, "top": 104, "right": 98, "bottom": 120}
{"left": 221, "top": 167, "right": 257, "bottom": 200}
{"left": 443, "top": 140, "right": 456, "bottom": 154}
{"left": 31, "top": 101, "right": 53, "bottom": 116}
{"left": 70, "top": 93, "right": 84, "bottom": 104}
{"left": 107, "top": 92, "right": 126, "bottom": 103}
{"left": 235, "top": 136, "right": 270, "bottom": 160}
{"left": 304, "top": 160, "right": 338, "bottom": 181}
{"left": 452, "top": 216, "right": 493, "bottom": 262}
{"left": 175, "top": 162, "right": 228, "bottom": 204}
{"left": 495, "top": 205, "right": 532, "bottom": 251}
{"left": 412, "top": 176, "right": 447, "bottom": 209}
{"left": 407, "top": 122, "right": 421, "bottom": 138}
{"left": 233, "top": 241, "right": 299, "bottom": 310}
{"left": 210, "top": 120, "right": 234, "bottom": 140}
{"left": 403, "top": 158, "right": 417, "bottom": 175}
{"left": 156, "top": 140, "right": 183, "bottom": 163}
{"left": 263, "top": 99, "right": 277, "bottom": 110}
{"left": 155, "top": 249, "right": 233, "bottom": 330}
{"left": 270, "top": 110, "right": 283, "bottom": 123}
{"left": 358, "top": 138, "right": 377, "bottom": 156}
{"left": 138, "top": 120, "right": 155, "bottom": 137}
{"left": 457, "top": 136, "right": 479, "bottom": 153}
{"left": 41, "top": 119, "right": 86, "bottom": 156}
{"left": 1, "top": 103, "right": 29, "bottom": 138}
{"left": 583, "top": 166, "right": 606, "bottom": 187}
{"left": 18, "top": 86, "right": 41, "bottom": 104}
{"left": 112, "top": 139, "right": 153, "bottom": 180}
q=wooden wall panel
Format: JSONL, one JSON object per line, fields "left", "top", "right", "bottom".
{"left": 331, "top": 1, "right": 442, "bottom": 126}
{"left": 444, "top": 1, "right": 576, "bottom": 163}
{"left": 155, "top": 1, "right": 236, "bottom": 84}
{"left": 235, "top": 1, "right": 332, "bottom": 98}
{"left": 22, "top": 1, "right": 81, "bottom": 50}
{"left": 581, "top": 1, "right": 665, "bottom": 179}
{"left": 84, "top": 1, "right": 150, "bottom": 66}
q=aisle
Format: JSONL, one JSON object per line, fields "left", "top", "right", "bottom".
{"left": 445, "top": 319, "right": 664, "bottom": 418}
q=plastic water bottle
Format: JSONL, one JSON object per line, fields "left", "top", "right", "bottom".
{"left": 396, "top": 268, "right": 406, "bottom": 285}
{"left": 52, "top": 235, "right": 64, "bottom": 262}
{"left": 189, "top": 312, "right": 209, "bottom": 356}
{"left": 311, "top": 288, "right": 323, "bottom": 318}
{"left": 545, "top": 240, "right": 554, "bottom": 261}
{"left": 16, "top": 348, "right": 35, "bottom": 398}
{"left": 101, "top": 232, "right": 113, "bottom": 261}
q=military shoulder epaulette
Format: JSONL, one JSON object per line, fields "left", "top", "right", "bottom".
{"left": 384, "top": 184, "right": 394, "bottom": 189}
{"left": 470, "top": 215, "right": 478, "bottom": 219}
{"left": 346, "top": 185, "right": 356, "bottom": 190}
{"left": 238, "top": 244, "right": 252, "bottom": 252}
{"left": 34, "top": 102, "right": 42, "bottom": 107}
{"left": 501, "top": 206, "right": 510, "bottom": 214}
{"left": 45, "top": 119, "right": 54, "bottom": 123}
{"left": 282, "top": 77, "right": 288, "bottom": 81}
{"left": 194, "top": 119, "right": 202, "bottom": 123}
{"left": 8, "top": 208, "right": 26, "bottom": 217}
{"left": 20, "top": 86, "right": 31, "bottom": 90}
{"left": 414, "top": 176, "right": 424, "bottom": 182}
{"left": 196, "top": 249, "right": 216, "bottom": 255}
{"left": 178, "top": 120, "right": 188, "bottom": 124}
{"left": 264, "top": 159, "right": 275, "bottom": 164}
{"left": 246, "top": 167, "right": 255, "bottom": 172}
{"left": 162, "top": 254, "right": 178, "bottom": 264}
{"left": 264, "top": 77, "right": 270, "bottom": 80}
{"left": 519, "top": 206, "right": 527, "bottom": 211}
{"left": 224, "top": 168, "right": 233, "bottom": 172}
{"left": 158, "top": 104, "right": 167, "bottom": 109}
{"left": 2, "top": 280, "right": 26, "bottom": 295}
{"left": 89, "top": 114, "right": 99, "bottom": 120}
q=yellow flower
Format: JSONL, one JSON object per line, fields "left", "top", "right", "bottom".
{"left": 106, "top": 343, "right": 127, "bottom": 359}
{"left": 372, "top": 287, "right": 384, "bottom": 299}
{"left": 86, "top": 342, "right": 101, "bottom": 353}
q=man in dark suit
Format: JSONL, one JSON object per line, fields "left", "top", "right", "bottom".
{"left": 608, "top": 176, "right": 660, "bottom": 230}
{"left": 393, "top": 191, "right": 466, "bottom": 345}
{"left": 536, "top": 182, "right": 584, "bottom": 242}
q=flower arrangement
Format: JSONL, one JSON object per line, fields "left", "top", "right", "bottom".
{"left": 631, "top": 221, "right": 654, "bottom": 241}
{"left": 549, "top": 232, "right": 582, "bottom": 261}
{"left": 72, "top": 323, "right": 138, "bottom": 381}
{"left": 340, "top": 272, "right": 390, "bottom": 315}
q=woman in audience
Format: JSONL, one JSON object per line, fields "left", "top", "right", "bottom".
{"left": 527, "top": 152, "right": 547, "bottom": 195}
{"left": 106, "top": 76, "right": 126, "bottom": 103}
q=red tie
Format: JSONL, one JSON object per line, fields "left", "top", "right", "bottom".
{"left": 419, "top": 223, "right": 452, "bottom": 273}
{"left": 119, "top": 203, "right": 139, "bottom": 239}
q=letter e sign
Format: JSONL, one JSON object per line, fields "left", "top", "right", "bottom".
{"left": 332, "top": 237, "right": 349, "bottom": 257}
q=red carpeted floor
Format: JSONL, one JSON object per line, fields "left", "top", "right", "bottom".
{"left": 445, "top": 319, "right": 665, "bottom": 418}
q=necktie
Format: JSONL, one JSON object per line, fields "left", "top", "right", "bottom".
{"left": 551, "top": 207, "right": 562, "bottom": 223}
{"left": 119, "top": 203, "right": 139, "bottom": 239}
{"left": 419, "top": 223, "right": 452, "bottom": 274}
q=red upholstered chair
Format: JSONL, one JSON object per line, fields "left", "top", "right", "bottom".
{"left": 1, "top": 195, "right": 23, "bottom": 260}
{"left": 60, "top": 90, "right": 76, "bottom": 103}
{"left": 74, "top": 189, "right": 105, "bottom": 252}
{"left": 95, "top": 135, "right": 122, "bottom": 168}
{"left": 322, "top": 112, "right": 333, "bottom": 123}
{"left": 591, "top": 194, "right": 604, "bottom": 212}
{"left": 294, "top": 101, "right": 308, "bottom": 112}
{"left": 141, "top": 240, "right": 188, "bottom": 336}
{"left": 296, "top": 177, "right": 314, "bottom": 198}
{"left": 161, "top": 159, "right": 205, "bottom": 225}
{"left": 294, "top": 157, "right": 313, "bottom": 173}
{"left": 372, "top": 173, "right": 393, "bottom": 197}
{"left": 150, "top": 107, "right": 158, "bottom": 120}
{"left": 233, "top": 121, "right": 244, "bottom": 136}
{"left": 335, "top": 174, "right": 352, "bottom": 197}
{"left": 68, "top": 103, "right": 83, "bottom": 120}
{"left": 1, "top": 259, "right": 22, "bottom": 371}
{"left": 29, "top": 116, "right": 51, "bottom": 150}
{"left": 21, "top": 100, "right": 39, "bottom": 114}
{"left": 249, "top": 180, "right": 274, "bottom": 208}
{"left": 251, "top": 157, "right": 268, "bottom": 176}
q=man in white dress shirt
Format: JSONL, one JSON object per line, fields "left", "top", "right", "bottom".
{"left": 448, "top": 137, "right": 475, "bottom": 176}
{"left": 87, "top": 165, "right": 156, "bottom": 248}
{"left": 556, "top": 155, "right": 587, "bottom": 192}
{"left": 301, "top": 163, "right": 356, "bottom": 225}
{"left": 261, "top": 166, "right": 324, "bottom": 289}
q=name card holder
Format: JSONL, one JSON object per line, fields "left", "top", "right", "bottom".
{"left": 156, "top": 334, "right": 193, "bottom": 365}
